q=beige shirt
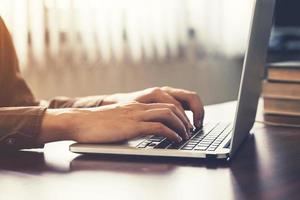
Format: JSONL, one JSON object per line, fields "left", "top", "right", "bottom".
{"left": 0, "top": 17, "right": 105, "bottom": 150}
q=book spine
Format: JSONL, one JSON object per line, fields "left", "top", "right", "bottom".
{"left": 263, "top": 97, "right": 300, "bottom": 116}
{"left": 262, "top": 81, "right": 300, "bottom": 99}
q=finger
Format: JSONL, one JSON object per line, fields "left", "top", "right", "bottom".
{"left": 152, "top": 92, "right": 193, "bottom": 129}
{"left": 138, "top": 122, "right": 183, "bottom": 142}
{"left": 140, "top": 108, "right": 189, "bottom": 139}
{"left": 144, "top": 103, "right": 192, "bottom": 134}
{"left": 186, "top": 96, "right": 204, "bottom": 128}
{"left": 162, "top": 87, "right": 204, "bottom": 128}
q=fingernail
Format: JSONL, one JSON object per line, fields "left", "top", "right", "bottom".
{"left": 189, "top": 127, "right": 194, "bottom": 133}
{"left": 177, "top": 136, "right": 183, "bottom": 142}
{"left": 185, "top": 131, "right": 189, "bottom": 140}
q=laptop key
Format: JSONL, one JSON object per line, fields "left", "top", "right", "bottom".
{"left": 197, "top": 145, "right": 209, "bottom": 149}
{"left": 194, "top": 146, "right": 207, "bottom": 151}
{"left": 201, "top": 140, "right": 214, "bottom": 144}
{"left": 154, "top": 139, "right": 173, "bottom": 149}
{"left": 148, "top": 138, "right": 163, "bottom": 142}
{"left": 137, "top": 141, "right": 151, "bottom": 148}
{"left": 147, "top": 142, "right": 158, "bottom": 147}
{"left": 186, "top": 141, "right": 198, "bottom": 145}
{"left": 183, "top": 144, "right": 196, "bottom": 148}
{"left": 167, "top": 140, "right": 187, "bottom": 149}
{"left": 168, "top": 144, "right": 181, "bottom": 149}
{"left": 182, "top": 146, "right": 194, "bottom": 150}
{"left": 190, "top": 139, "right": 201, "bottom": 143}
{"left": 207, "top": 147, "right": 217, "bottom": 151}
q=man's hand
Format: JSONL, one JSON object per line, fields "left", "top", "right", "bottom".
{"left": 39, "top": 102, "right": 192, "bottom": 144}
{"left": 38, "top": 87, "right": 204, "bottom": 145}
{"left": 102, "top": 87, "right": 204, "bottom": 128}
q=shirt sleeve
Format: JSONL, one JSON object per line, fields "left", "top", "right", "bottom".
{"left": 0, "top": 107, "right": 46, "bottom": 150}
{"left": 47, "top": 95, "right": 106, "bottom": 108}
{"left": 0, "top": 17, "right": 46, "bottom": 150}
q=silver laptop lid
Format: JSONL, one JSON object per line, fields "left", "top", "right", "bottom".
{"left": 229, "top": 0, "right": 275, "bottom": 157}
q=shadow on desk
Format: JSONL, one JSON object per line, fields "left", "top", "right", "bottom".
{"left": 0, "top": 151, "right": 53, "bottom": 174}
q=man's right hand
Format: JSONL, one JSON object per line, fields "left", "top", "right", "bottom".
{"left": 39, "top": 102, "right": 191, "bottom": 144}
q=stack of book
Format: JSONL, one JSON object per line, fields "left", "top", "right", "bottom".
{"left": 262, "top": 61, "right": 300, "bottom": 127}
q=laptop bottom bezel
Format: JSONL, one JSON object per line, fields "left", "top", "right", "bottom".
{"left": 69, "top": 141, "right": 231, "bottom": 160}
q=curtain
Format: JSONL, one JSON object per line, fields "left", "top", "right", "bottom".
{"left": 0, "top": 0, "right": 254, "bottom": 71}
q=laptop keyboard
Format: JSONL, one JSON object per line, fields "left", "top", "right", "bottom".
{"left": 136, "top": 122, "right": 232, "bottom": 151}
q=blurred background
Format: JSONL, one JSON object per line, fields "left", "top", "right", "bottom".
{"left": 268, "top": 0, "right": 300, "bottom": 62}
{"left": 0, "top": 0, "right": 298, "bottom": 105}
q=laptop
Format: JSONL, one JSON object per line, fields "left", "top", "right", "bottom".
{"left": 70, "top": 0, "right": 275, "bottom": 160}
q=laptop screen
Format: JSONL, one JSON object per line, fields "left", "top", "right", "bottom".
{"left": 186, "top": 0, "right": 274, "bottom": 156}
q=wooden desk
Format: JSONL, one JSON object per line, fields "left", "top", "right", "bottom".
{"left": 0, "top": 102, "right": 299, "bottom": 200}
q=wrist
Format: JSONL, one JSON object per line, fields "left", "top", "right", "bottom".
{"left": 38, "top": 108, "right": 75, "bottom": 143}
